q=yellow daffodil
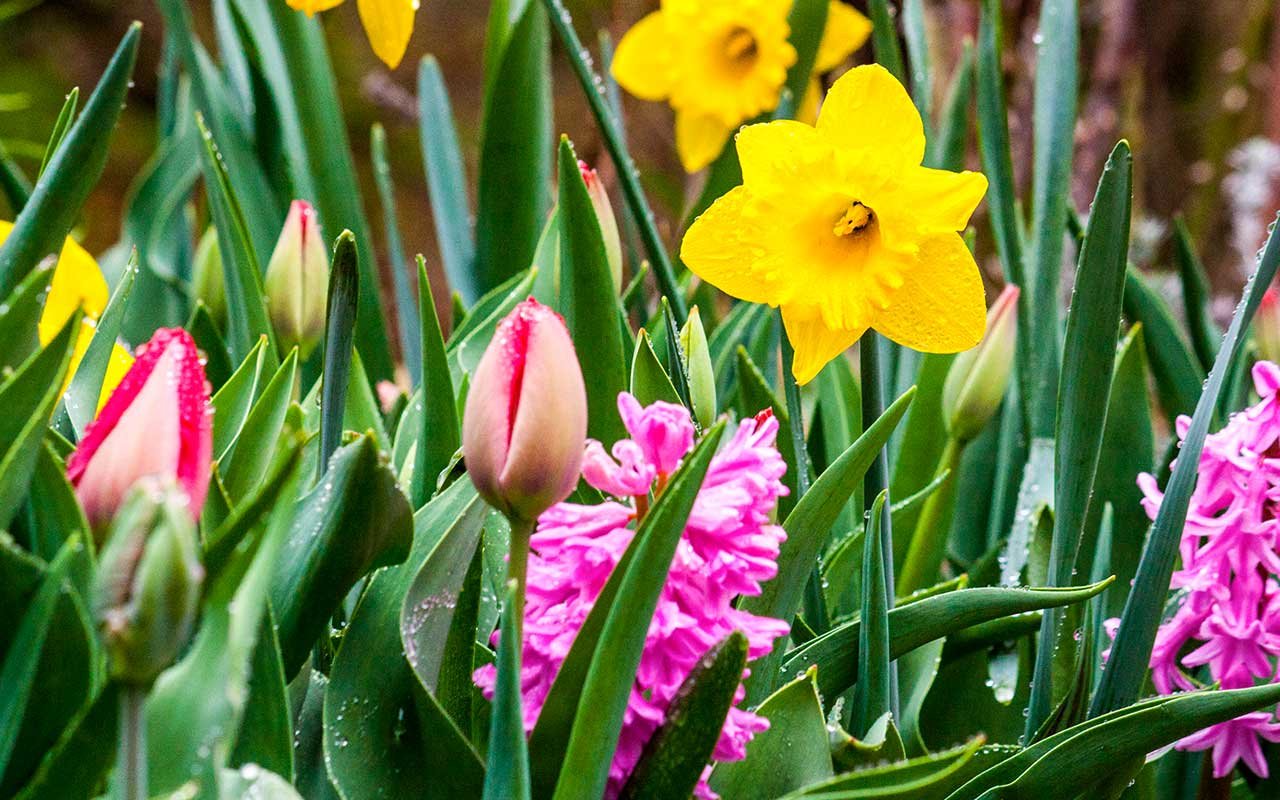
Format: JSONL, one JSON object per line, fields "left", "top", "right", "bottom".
{"left": 0, "top": 220, "right": 134, "bottom": 411}
{"left": 797, "top": 2, "right": 872, "bottom": 124}
{"left": 287, "top": 0, "right": 416, "bottom": 70}
{"left": 612, "top": 0, "right": 798, "bottom": 173}
{"left": 680, "top": 65, "right": 989, "bottom": 384}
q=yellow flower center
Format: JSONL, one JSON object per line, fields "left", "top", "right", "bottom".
{"left": 833, "top": 202, "right": 874, "bottom": 237}
{"left": 723, "top": 26, "right": 760, "bottom": 71}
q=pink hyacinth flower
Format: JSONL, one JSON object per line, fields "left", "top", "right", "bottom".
{"left": 475, "top": 394, "right": 790, "bottom": 799}
{"left": 67, "top": 327, "right": 212, "bottom": 530}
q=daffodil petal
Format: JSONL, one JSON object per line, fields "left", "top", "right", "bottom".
{"left": 676, "top": 109, "right": 734, "bottom": 172}
{"left": 287, "top": 0, "right": 345, "bottom": 15}
{"left": 682, "top": 186, "right": 790, "bottom": 304}
{"left": 356, "top": 0, "right": 415, "bottom": 69}
{"left": 0, "top": 220, "right": 110, "bottom": 342}
{"left": 817, "top": 64, "right": 925, "bottom": 166}
{"left": 873, "top": 233, "right": 986, "bottom": 353}
{"left": 100, "top": 340, "right": 134, "bottom": 412}
{"left": 611, "top": 10, "right": 675, "bottom": 102}
{"left": 815, "top": 0, "right": 872, "bottom": 73}
{"left": 735, "top": 120, "right": 829, "bottom": 189}
{"left": 781, "top": 304, "right": 862, "bottom": 385}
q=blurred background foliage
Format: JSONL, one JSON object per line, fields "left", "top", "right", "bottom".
{"left": 3, "top": 0, "right": 1280, "bottom": 345}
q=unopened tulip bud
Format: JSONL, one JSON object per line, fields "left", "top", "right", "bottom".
{"left": 942, "top": 284, "right": 1019, "bottom": 442}
{"left": 68, "top": 328, "right": 213, "bottom": 533}
{"left": 264, "top": 200, "right": 329, "bottom": 359}
{"left": 579, "top": 160, "right": 623, "bottom": 291}
{"left": 94, "top": 478, "right": 203, "bottom": 686}
{"left": 1257, "top": 289, "right": 1280, "bottom": 364}
{"left": 192, "top": 226, "right": 225, "bottom": 323}
{"left": 462, "top": 298, "right": 587, "bottom": 523}
{"left": 680, "top": 306, "right": 717, "bottom": 429}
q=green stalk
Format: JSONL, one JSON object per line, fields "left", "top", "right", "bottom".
{"left": 897, "top": 436, "right": 964, "bottom": 595}
{"left": 117, "top": 684, "right": 147, "bottom": 800}
{"left": 506, "top": 515, "right": 536, "bottom": 629}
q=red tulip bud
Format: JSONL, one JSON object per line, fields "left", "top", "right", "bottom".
{"left": 68, "top": 328, "right": 213, "bottom": 531}
{"left": 462, "top": 298, "right": 587, "bottom": 521}
{"left": 579, "top": 160, "right": 623, "bottom": 291}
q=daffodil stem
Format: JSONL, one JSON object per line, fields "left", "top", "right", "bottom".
{"left": 859, "top": 332, "right": 899, "bottom": 720}
{"left": 117, "top": 683, "right": 147, "bottom": 800}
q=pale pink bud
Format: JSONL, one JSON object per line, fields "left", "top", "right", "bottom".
{"left": 462, "top": 298, "right": 588, "bottom": 521}
{"left": 579, "top": 160, "right": 623, "bottom": 291}
{"left": 1256, "top": 289, "right": 1280, "bottom": 365}
{"left": 942, "top": 284, "right": 1019, "bottom": 442}
{"left": 68, "top": 328, "right": 213, "bottom": 532}
{"left": 265, "top": 200, "right": 329, "bottom": 359}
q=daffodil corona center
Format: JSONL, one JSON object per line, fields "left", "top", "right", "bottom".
{"left": 723, "top": 26, "right": 760, "bottom": 70}
{"left": 833, "top": 202, "right": 874, "bottom": 237}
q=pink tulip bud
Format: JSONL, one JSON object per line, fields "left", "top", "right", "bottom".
{"left": 265, "top": 199, "right": 329, "bottom": 359}
{"left": 579, "top": 160, "right": 623, "bottom": 291}
{"left": 462, "top": 298, "right": 588, "bottom": 522}
{"left": 68, "top": 328, "right": 213, "bottom": 531}
{"left": 1257, "top": 289, "right": 1280, "bottom": 365}
{"left": 942, "top": 284, "right": 1019, "bottom": 442}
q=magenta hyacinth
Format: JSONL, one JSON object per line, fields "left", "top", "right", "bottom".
{"left": 1137, "top": 361, "right": 1280, "bottom": 777}
{"left": 474, "top": 393, "right": 790, "bottom": 799}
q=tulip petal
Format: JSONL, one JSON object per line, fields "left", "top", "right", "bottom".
{"left": 781, "top": 304, "right": 862, "bottom": 385}
{"left": 610, "top": 10, "right": 675, "bottom": 102}
{"left": 356, "top": 0, "right": 415, "bottom": 69}
{"left": 815, "top": 0, "right": 872, "bottom": 73}
{"left": 872, "top": 233, "right": 986, "bottom": 353}
{"left": 676, "top": 109, "right": 733, "bottom": 173}
{"left": 817, "top": 64, "right": 925, "bottom": 166}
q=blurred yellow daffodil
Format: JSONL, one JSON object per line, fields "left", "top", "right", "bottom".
{"left": 680, "top": 65, "right": 989, "bottom": 384}
{"left": 287, "top": 0, "right": 416, "bottom": 70}
{"left": 0, "top": 221, "right": 134, "bottom": 412}
{"left": 797, "top": 2, "right": 872, "bottom": 124}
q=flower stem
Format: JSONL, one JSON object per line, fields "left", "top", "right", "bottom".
{"left": 117, "top": 684, "right": 147, "bottom": 800}
{"left": 505, "top": 515, "right": 536, "bottom": 630}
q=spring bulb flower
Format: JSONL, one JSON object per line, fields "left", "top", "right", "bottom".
{"left": 0, "top": 220, "right": 134, "bottom": 411}
{"left": 579, "top": 160, "right": 624, "bottom": 290}
{"left": 94, "top": 477, "right": 204, "bottom": 686}
{"left": 941, "top": 284, "right": 1019, "bottom": 442}
{"left": 462, "top": 298, "right": 588, "bottom": 522}
{"left": 264, "top": 200, "right": 330, "bottom": 360}
{"left": 797, "top": 2, "right": 873, "bottom": 124}
{"left": 1135, "top": 361, "right": 1280, "bottom": 777}
{"left": 681, "top": 65, "right": 989, "bottom": 384}
{"left": 474, "top": 393, "right": 790, "bottom": 799}
{"left": 286, "top": 0, "right": 416, "bottom": 69}
{"left": 67, "top": 328, "right": 213, "bottom": 532}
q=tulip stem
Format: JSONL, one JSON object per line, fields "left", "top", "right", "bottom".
{"left": 506, "top": 516, "right": 536, "bottom": 630}
{"left": 117, "top": 684, "right": 148, "bottom": 800}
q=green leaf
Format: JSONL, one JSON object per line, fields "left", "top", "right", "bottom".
{"left": 1026, "top": 141, "right": 1131, "bottom": 733}
{"left": 325, "top": 481, "right": 486, "bottom": 800}
{"left": 708, "top": 302, "right": 771, "bottom": 405}
{"left": 63, "top": 250, "right": 137, "bottom": 436}
{"left": 474, "top": 0, "right": 551, "bottom": 296}
{"left": 292, "top": 671, "right": 340, "bottom": 800}
{"left": 1093, "top": 213, "right": 1280, "bottom": 716}
{"left": 902, "top": 0, "right": 932, "bottom": 127}
{"left": 272, "top": 434, "right": 412, "bottom": 676}
{"left": 1172, "top": 217, "right": 1219, "bottom": 372}
{"left": 630, "top": 328, "right": 682, "bottom": 407}
{"left": 0, "top": 140, "right": 31, "bottom": 215}
{"left": 1122, "top": 266, "right": 1202, "bottom": 422}
{"left": 220, "top": 349, "right": 299, "bottom": 503}
{"left": 709, "top": 669, "right": 833, "bottom": 797}
{"left": 620, "top": 632, "right": 749, "bottom": 800}
{"left": 782, "top": 0, "right": 829, "bottom": 107}
{"left": 782, "top": 579, "right": 1113, "bottom": 699}
{"left": 785, "top": 737, "right": 984, "bottom": 799}
{"left": 852, "top": 492, "right": 891, "bottom": 737}
{"left": 412, "top": 256, "right": 459, "bottom": 508}
{"left": 867, "top": 0, "right": 906, "bottom": 82}
{"left": 539, "top": 0, "right": 687, "bottom": 321}
{"left": 37, "top": 88, "right": 78, "bottom": 180}
{"left": 418, "top": 55, "right": 478, "bottom": 304}
{"left": 12, "top": 684, "right": 118, "bottom": 800}
{"left": 482, "top": 581, "right": 531, "bottom": 800}
{"left": 439, "top": 535, "right": 485, "bottom": 733}
{"left": 0, "top": 25, "right": 138, "bottom": 298}
{"left": 812, "top": 354, "right": 863, "bottom": 537}
{"left": 320, "top": 231, "right": 359, "bottom": 472}
{"left": 229, "top": 608, "right": 293, "bottom": 781}
{"left": 210, "top": 337, "right": 269, "bottom": 462}
{"left": 0, "top": 262, "right": 54, "bottom": 371}
{"left": 735, "top": 346, "right": 800, "bottom": 515}
{"left": 889, "top": 354, "right": 953, "bottom": 561}
{"left": 17, "top": 441, "right": 91, "bottom": 573}
{"left": 557, "top": 136, "right": 628, "bottom": 445}
{"left": 551, "top": 422, "right": 726, "bottom": 800}
{"left": 930, "top": 45, "right": 974, "bottom": 172}
{"left": 371, "top": 123, "right": 418, "bottom": 380}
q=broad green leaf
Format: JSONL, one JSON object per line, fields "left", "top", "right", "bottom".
{"left": 709, "top": 669, "right": 833, "bottom": 797}
{"left": 12, "top": 684, "right": 118, "bottom": 800}
{"left": 0, "top": 262, "right": 54, "bottom": 371}
{"left": 782, "top": 579, "right": 1112, "bottom": 699}
{"left": 830, "top": 713, "right": 906, "bottom": 773}
{"left": 292, "top": 671, "right": 340, "bottom": 800}
{"left": 630, "top": 328, "right": 682, "bottom": 407}
{"left": 785, "top": 737, "right": 984, "bottom": 799}
{"left": 63, "top": 249, "right": 137, "bottom": 436}
{"left": 418, "top": 55, "right": 478, "bottom": 304}
{"left": 229, "top": 609, "right": 293, "bottom": 781}
{"left": 0, "top": 25, "right": 138, "bottom": 298}
{"left": 1122, "top": 266, "right": 1202, "bottom": 422}
{"left": 482, "top": 581, "right": 531, "bottom": 800}
{"left": 221, "top": 349, "right": 299, "bottom": 502}
{"left": 319, "top": 231, "right": 359, "bottom": 471}
{"left": 557, "top": 136, "right": 628, "bottom": 445}
{"left": 551, "top": 423, "right": 726, "bottom": 800}
{"left": 412, "top": 256, "right": 459, "bottom": 508}
{"left": 620, "top": 632, "right": 749, "bottom": 800}
{"left": 1026, "top": 141, "right": 1131, "bottom": 734}
{"left": 371, "top": 123, "right": 418, "bottom": 379}
{"left": 852, "top": 492, "right": 891, "bottom": 737}
{"left": 1093, "top": 213, "right": 1280, "bottom": 716}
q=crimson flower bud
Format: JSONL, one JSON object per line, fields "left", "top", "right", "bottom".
{"left": 264, "top": 199, "right": 329, "bottom": 359}
{"left": 942, "top": 284, "right": 1019, "bottom": 442}
{"left": 579, "top": 160, "right": 623, "bottom": 291}
{"left": 462, "top": 298, "right": 587, "bottom": 521}
{"left": 67, "top": 327, "right": 213, "bottom": 532}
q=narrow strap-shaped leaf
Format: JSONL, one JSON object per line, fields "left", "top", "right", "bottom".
{"left": 551, "top": 422, "right": 726, "bottom": 800}
{"left": 1122, "top": 265, "right": 1203, "bottom": 422}
{"left": 902, "top": 0, "right": 933, "bottom": 132}
{"left": 37, "top": 87, "right": 78, "bottom": 180}
{"left": 0, "top": 24, "right": 138, "bottom": 298}
{"left": 0, "top": 262, "right": 55, "bottom": 371}
{"left": 929, "top": 44, "right": 974, "bottom": 172}
{"left": 1172, "top": 216, "right": 1219, "bottom": 372}
{"left": 482, "top": 581, "right": 531, "bottom": 800}
{"left": 539, "top": 0, "right": 687, "bottom": 322}
{"left": 63, "top": 249, "right": 138, "bottom": 436}
{"left": 417, "top": 56, "right": 478, "bottom": 304}
{"left": 220, "top": 349, "right": 299, "bottom": 502}
{"left": 852, "top": 491, "right": 891, "bottom": 738}
{"left": 867, "top": 0, "right": 906, "bottom": 82}
{"left": 1026, "top": 140, "right": 1131, "bottom": 734}
{"left": 781, "top": 0, "right": 829, "bottom": 106}
{"left": 319, "top": 231, "right": 359, "bottom": 474}
{"left": 1091, "top": 212, "right": 1280, "bottom": 717}
{"left": 412, "top": 256, "right": 458, "bottom": 508}
{"left": 210, "top": 337, "right": 268, "bottom": 462}
{"left": 0, "top": 140, "right": 31, "bottom": 214}
{"left": 371, "top": 123, "right": 419, "bottom": 382}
